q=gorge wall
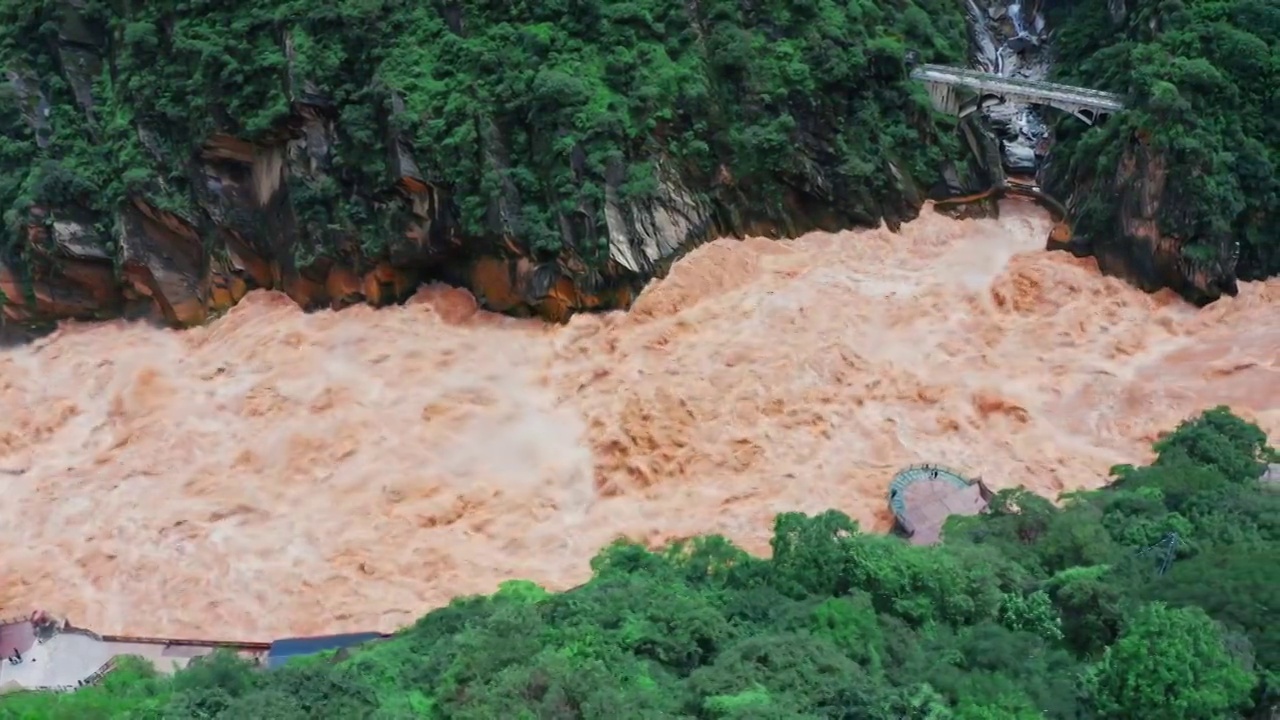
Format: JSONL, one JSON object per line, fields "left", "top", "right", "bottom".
{"left": 0, "top": 0, "right": 997, "bottom": 331}
{"left": 1, "top": 0, "right": 1273, "bottom": 331}
{"left": 1040, "top": 0, "right": 1279, "bottom": 305}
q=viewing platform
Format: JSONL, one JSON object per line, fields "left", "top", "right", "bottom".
{"left": 0, "top": 611, "right": 388, "bottom": 695}
{"left": 889, "top": 464, "right": 994, "bottom": 545}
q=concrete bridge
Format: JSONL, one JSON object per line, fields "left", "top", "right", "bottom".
{"left": 910, "top": 64, "right": 1125, "bottom": 125}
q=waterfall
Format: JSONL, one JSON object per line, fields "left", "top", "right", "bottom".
{"left": 968, "top": 0, "right": 1052, "bottom": 178}
{"left": 1009, "top": 3, "right": 1027, "bottom": 35}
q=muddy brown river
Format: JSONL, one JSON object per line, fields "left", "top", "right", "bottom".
{"left": 1, "top": 201, "right": 1276, "bottom": 639}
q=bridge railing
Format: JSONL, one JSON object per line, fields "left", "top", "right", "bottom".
{"left": 915, "top": 64, "right": 1121, "bottom": 97}
{"left": 78, "top": 657, "right": 120, "bottom": 688}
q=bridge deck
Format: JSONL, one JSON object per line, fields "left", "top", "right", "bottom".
{"left": 911, "top": 64, "right": 1125, "bottom": 111}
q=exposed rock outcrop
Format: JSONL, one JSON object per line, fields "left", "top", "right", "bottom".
{"left": 1046, "top": 131, "right": 1240, "bottom": 304}
{"left": 1037, "top": 0, "right": 1240, "bottom": 300}
{"left": 1038, "top": 0, "right": 1276, "bottom": 303}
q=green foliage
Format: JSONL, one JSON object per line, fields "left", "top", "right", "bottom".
{"left": 1050, "top": 0, "right": 1280, "bottom": 279}
{"left": 1082, "top": 603, "right": 1255, "bottom": 719}
{"left": 0, "top": 406, "right": 1274, "bottom": 718}
{"left": 1152, "top": 405, "right": 1278, "bottom": 480}
{"left": 0, "top": 0, "right": 968, "bottom": 277}
{"left": 1145, "top": 545, "right": 1280, "bottom": 669}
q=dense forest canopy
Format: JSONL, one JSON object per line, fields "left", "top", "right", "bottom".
{"left": 2, "top": 0, "right": 1274, "bottom": 321}
{"left": 0, "top": 0, "right": 968, "bottom": 282}
{"left": 1049, "top": 0, "right": 1280, "bottom": 281}
{"left": 1, "top": 406, "right": 1276, "bottom": 718}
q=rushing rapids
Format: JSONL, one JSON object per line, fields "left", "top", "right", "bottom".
{"left": 1, "top": 201, "right": 1277, "bottom": 639}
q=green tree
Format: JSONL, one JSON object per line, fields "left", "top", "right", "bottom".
{"left": 1153, "top": 406, "right": 1277, "bottom": 482}
{"left": 1082, "top": 603, "right": 1254, "bottom": 719}
{"left": 1050, "top": 0, "right": 1280, "bottom": 288}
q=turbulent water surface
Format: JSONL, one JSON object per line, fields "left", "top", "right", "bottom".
{"left": 2, "top": 201, "right": 1277, "bottom": 639}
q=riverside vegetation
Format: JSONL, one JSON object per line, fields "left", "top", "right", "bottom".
{"left": 1, "top": 406, "right": 1276, "bottom": 719}
{"left": 0, "top": 0, "right": 965, "bottom": 240}
{"left": 0, "top": 0, "right": 1274, "bottom": 325}
{"left": 0, "top": 0, "right": 972, "bottom": 323}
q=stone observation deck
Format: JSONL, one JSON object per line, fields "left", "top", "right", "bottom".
{"left": 910, "top": 63, "right": 1125, "bottom": 125}
{"left": 889, "top": 464, "right": 994, "bottom": 546}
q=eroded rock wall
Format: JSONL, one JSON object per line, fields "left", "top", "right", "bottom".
{"left": 1039, "top": 0, "right": 1276, "bottom": 304}
{"left": 1046, "top": 130, "right": 1240, "bottom": 303}
{"left": 0, "top": 1, "right": 977, "bottom": 330}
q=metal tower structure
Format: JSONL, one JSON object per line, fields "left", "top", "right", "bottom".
{"left": 1136, "top": 532, "right": 1180, "bottom": 576}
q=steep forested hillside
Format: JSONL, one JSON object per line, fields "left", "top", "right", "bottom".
{"left": 0, "top": 0, "right": 976, "bottom": 327}
{"left": 2, "top": 407, "right": 1276, "bottom": 719}
{"left": 2, "top": 0, "right": 1274, "bottom": 327}
{"left": 1046, "top": 0, "right": 1279, "bottom": 303}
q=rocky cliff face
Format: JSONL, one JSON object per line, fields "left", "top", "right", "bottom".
{"left": 0, "top": 1, "right": 989, "bottom": 331}
{"left": 1045, "top": 130, "right": 1241, "bottom": 304}
{"left": 1040, "top": 0, "right": 1277, "bottom": 304}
